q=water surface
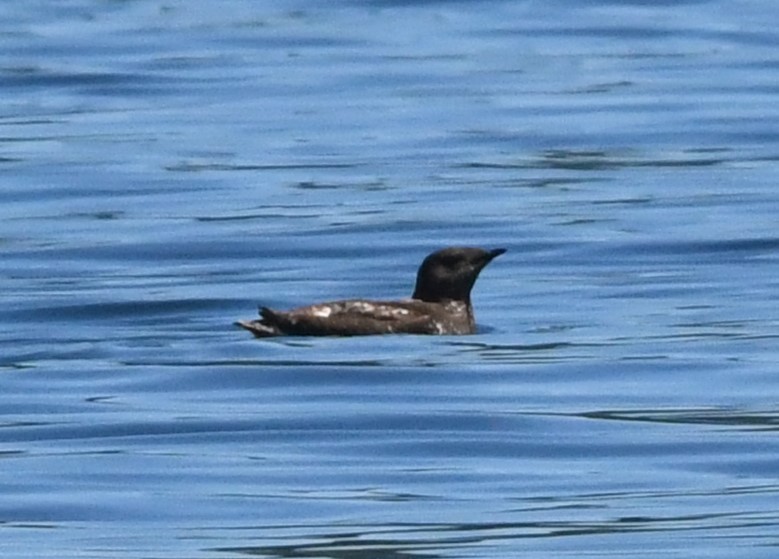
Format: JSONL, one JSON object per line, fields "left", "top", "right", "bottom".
{"left": 1, "top": 1, "right": 778, "bottom": 557}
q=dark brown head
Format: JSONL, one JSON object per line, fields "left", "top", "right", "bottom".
{"left": 411, "top": 246, "right": 506, "bottom": 303}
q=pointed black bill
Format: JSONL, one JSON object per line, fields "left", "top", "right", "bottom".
{"left": 489, "top": 248, "right": 507, "bottom": 259}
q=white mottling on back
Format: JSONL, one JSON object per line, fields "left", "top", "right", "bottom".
{"left": 311, "top": 305, "right": 332, "bottom": 318}
{"left": 445, "top": 301, "right": 467, "bottom": 313}
{"left": 351, "top": 302, "right": 375, "bottom": 313}
{"left": 342, "top": 301, "right": 411, "bottom": 319}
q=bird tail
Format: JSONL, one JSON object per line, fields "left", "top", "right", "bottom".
{"left": 234, "top": 306, "right": 284, "bottom": 337}
{"left": 259, "top": 306, "right": 283, "bottom": 325}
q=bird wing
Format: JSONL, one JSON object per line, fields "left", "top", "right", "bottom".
{"left": 262, "top": 299, "right": 441, "bottom": 336}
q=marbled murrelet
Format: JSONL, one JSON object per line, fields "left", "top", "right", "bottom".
{"left": 236, "top": 246, "right": 506, "bottom": 337}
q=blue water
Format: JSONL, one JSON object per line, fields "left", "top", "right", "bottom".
{"left": 2, "top": 1, "right": 778, "bottom": 557}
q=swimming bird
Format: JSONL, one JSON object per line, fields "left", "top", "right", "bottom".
{"left": 236, "top": 246, "right": 506, "bottom": 337}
